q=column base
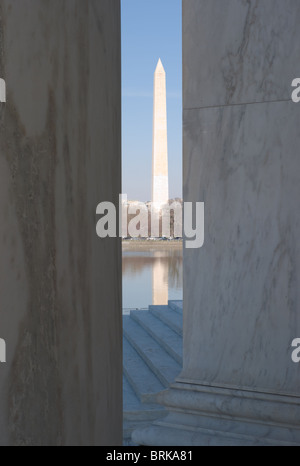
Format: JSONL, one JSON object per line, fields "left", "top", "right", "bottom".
{"left": 132, "top": 382, "right": 300, "bottom": 446}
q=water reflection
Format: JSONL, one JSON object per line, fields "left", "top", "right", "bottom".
{"left": 152, "top": 252, "right": 169, "bottom": 305}
{"left": 122, "top": 246, "right": 183, "bottom": 311}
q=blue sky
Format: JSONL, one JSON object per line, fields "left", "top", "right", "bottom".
{"left": 121, "top": 0, "right": 182, "bottom": 202}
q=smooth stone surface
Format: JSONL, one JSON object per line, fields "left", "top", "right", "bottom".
{"left": 123, "top": 317, "right": 181, "bottom": 387}
{"left": 123, "top": 376, "right": 165, "bottom": 422}
{"left": 0, "top": 0, "right": 122, "bottom": 446}
{"left": 123, "top": 302, "right": 183, "bottom": 442}
{"left": 183, "top": 0, "right": 300, "bottom": 109}
{"left": 183, "top": 100, "right": 300, "bottom": 395}
{"left": 132, "top": 420, "right": 298, "bottom": 446}
{"left": 123, "top": 336, "right": 165, "bottom": 403}
{"left": 134, "top": 0, "right": 300, "bottom": 447}
{"left": 168, "top": 301, "right": 183, "bottom": 314}
{"left": 149, "top": 305, "right": 183, "bottom": 336}
{"left": 133, "top": 382, "right": 300, "bottom": 446}
{"left": 131, "top": 311, "right": 183, "bottom": 364}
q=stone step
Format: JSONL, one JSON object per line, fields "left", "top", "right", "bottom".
{"left": 123, "top": 317, "right": 182, "bottom": 387}
{"left": 130, "top": 310, "right": 183, "bottom": 365}
{"left": 149, "top": 305, "right": 183, "bottom": 336}
{"left": 169, "top": 300, "right": 183, "bottom": 314}
{"left": 123, "top": 335, "right": 165, "bottom": 403}
{"left": 123, "top": 376, "right": 165, "bottom": 422}
{"left": 123, "top": 420, "right": 160, "bottom": 444}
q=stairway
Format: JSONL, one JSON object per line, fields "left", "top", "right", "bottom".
{"left": 123, "top": 300, "right": 183, "bottom": 442}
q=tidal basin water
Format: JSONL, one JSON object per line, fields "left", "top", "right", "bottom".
{"left": 122, "top": 243, "right": 183, "bottom": 313}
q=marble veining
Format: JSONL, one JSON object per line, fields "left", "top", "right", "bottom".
{"left": 133, "top": 0, "right": 300, "bottom": 446}
{"left": 0, "top": 0, "right": 122, "bottom": 446}
{"left": 183, "top": 100, "right": 300, "bottom": 395}
{"left": 183, "top": 0, "right": 300, "bottom": 109}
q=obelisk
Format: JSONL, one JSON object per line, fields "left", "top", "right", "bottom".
{"left": 152, "top": 59, "right": 169, "bottom": 207}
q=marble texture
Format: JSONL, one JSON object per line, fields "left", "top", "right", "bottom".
{"left": 183, "top": 0, "right": 300, "bottom": 109}
{"left": 133, "top": 382, "right": 300, "bottom": 446}
{"left": 182, "top": 101, "right": 300, "bottom": 395}
{"left": 0, "top": 0, "right": 122, "bottom": 446}
{"left": 134, "top": 0, "right": 300, "bottom": 446}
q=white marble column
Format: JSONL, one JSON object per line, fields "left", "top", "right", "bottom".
{"left": 133, "top": 0, "right": 300, "bottom": 446}
{"left": 0, "top": 0, "right": 122, "bottom": 446}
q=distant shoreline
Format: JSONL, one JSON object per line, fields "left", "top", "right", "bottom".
{"left": 122, "top": 239, "right": 183, "bottom": 251}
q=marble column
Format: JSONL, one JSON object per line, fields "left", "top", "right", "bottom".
{"left": 133, "top": 0, "right": 300, "bottom": 446}
{"left": 0, "top": 0, "right": 122, "bottom": 446}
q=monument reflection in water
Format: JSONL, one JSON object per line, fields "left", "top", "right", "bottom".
{"left": 122, "top": 247, "right": 183, "bottom": 312}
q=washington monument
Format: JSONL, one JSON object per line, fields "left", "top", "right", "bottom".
{"left": 152, "top": 59, "right": 169, "bottom": 207}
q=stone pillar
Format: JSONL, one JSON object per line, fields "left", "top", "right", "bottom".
{"left": 133, "top": 0, "right": 300, "bottom": 446}
{"left": 0, "top": 0, "right": 122, "bottom": 446}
